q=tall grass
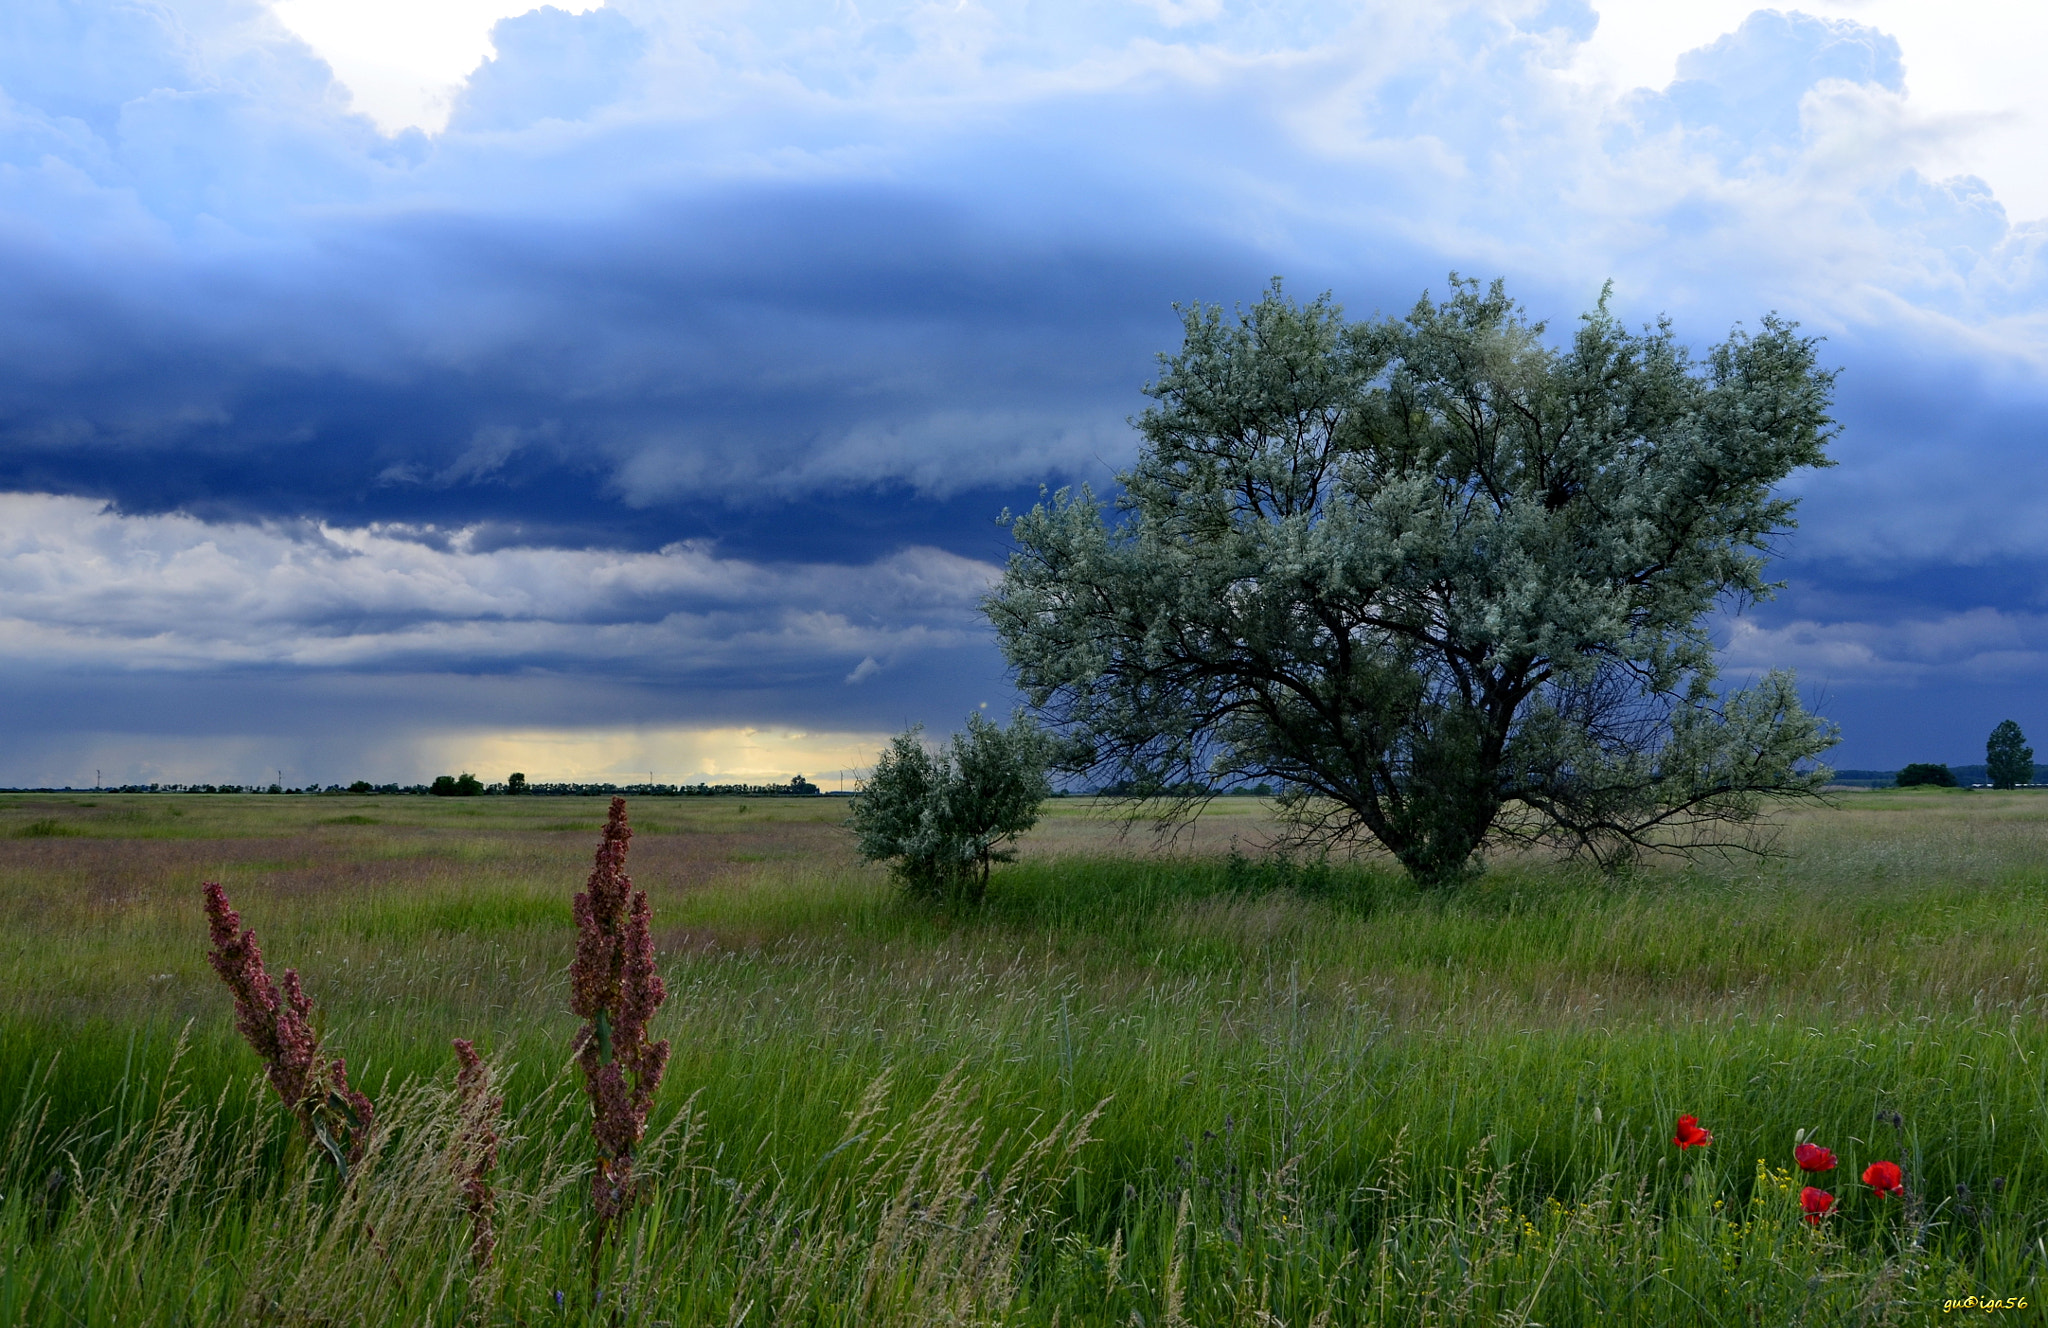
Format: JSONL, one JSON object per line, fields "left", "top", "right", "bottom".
{"left": 1, "top": 790, "right": 2045, "bottom": 1322}
{"left": 0, "top": 1041, "right": 1093, "bottom": 1325}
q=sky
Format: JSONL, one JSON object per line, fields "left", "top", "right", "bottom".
{"left": 1, "top": 0, "right": 2045, "bottom": 786}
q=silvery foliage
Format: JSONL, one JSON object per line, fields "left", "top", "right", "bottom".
{"left": 986, "top": 277, "right": 1839, "bottom": 882}
{"left": 850, "top": 713, "right": 1055, "bottom": 903}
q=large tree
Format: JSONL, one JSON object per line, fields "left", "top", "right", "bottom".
{"left": 986, "top": 278, "right": 1839, "bottom": 883}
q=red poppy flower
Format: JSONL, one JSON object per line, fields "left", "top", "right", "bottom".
{"left": 1862, "top": 1160, "right": 1904, "bottom": 1196}
{"left": 1800, "top": 1186, "right": 1834, "bottom": 1224}
{"left": 1794, "top": 1142, "right": 1837, "bottom": 1172}
{"left": 1672, "top": 1114, "right": 1713, "bottom": 1149}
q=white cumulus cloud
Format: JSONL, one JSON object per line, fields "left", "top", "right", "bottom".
{"left": 0, "top": 493, "right": 998, "bottom": 673}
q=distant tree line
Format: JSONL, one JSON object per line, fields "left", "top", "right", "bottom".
{"left": 495, "top": 775, "right": 823, "bottom": 798}
{"left": 1827, "top": 721, "right": 2040, "bottom": 791}
{"left": 0, "top": 774, "right": 828, "bottom": 797}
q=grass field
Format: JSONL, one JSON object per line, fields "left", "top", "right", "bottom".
{"left": 2, "top": 789, "right": 2045, "bottom": 1324}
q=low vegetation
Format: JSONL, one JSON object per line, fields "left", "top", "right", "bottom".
{"left": 850, "top": 713, "right": 1055, "bottom": 905}
{"left": 1, "top": 790, "right": 2045, "bottom": 1322}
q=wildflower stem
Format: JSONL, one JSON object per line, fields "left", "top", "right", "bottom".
{"left": 568, "top": 798, "right": 671, "bottom": 1287}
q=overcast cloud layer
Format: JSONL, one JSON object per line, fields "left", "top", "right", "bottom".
{"left": 2, "top": 0, "right": 2045, "bottom": 782}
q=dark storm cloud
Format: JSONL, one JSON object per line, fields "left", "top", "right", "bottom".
{"left": 0, "top": 173, "right": 1268, "bottom": 558}
{"left": 0, "top": 0, "right": 2044, "bottom": 777}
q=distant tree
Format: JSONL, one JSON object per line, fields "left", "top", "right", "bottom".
{"left": 848, "top": 713, "right": 1054, "bottom": 905}
{"left": 347, "top": 780, "right": 374, "bottom": 794}
{"left": 1895, "top": 763, "right": 1958, "bottom": 788}
{"left": 988, "top": 277, "right": 1840, "bottom": 884}
{"left": 1986, "top": 721, "right": 2034, "bottom": 789}
{"left": 507, "top": 772, "right": 527, "bottom": 795}
{"left": 431, "top": 773, "right": 485, "bottom": 797}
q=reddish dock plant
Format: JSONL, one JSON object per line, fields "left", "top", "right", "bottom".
{"left": 203, "top": 881, "right": 375, "bottom": 1180}
{"left": 569, "top": 798, "right": 671, "bottom": 1254}
{"left": 450, "top": 1038, "right": 503, "bottom": 1270}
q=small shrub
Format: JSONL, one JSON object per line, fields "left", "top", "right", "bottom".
{"left": 1223, "top": 845, "right": 1335, "bottom": 897}
{"left": 849, "top": 712, "right": 1054, "bottom": 905}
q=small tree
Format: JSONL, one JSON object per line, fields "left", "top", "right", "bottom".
{"left": 431, "top": 772, "right": 485, "bottom": 797}
{"left": 1987, "top": 721, "right": 2034, "bottom": 789}
{"left": 849, "top": 713, "right": 1054, "bottom": 904}
{"left": 506, "top": 772, "right": 527, "bottom": 794}
{"left": 1895, "top": 763, "right": 1957, "bottom": 788}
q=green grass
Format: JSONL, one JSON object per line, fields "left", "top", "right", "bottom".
{"left": 2, "top": 791, "right": 2046, "bottom": 1323}
{"left": 10, "top": 820, "right": 80, "bottom": 839}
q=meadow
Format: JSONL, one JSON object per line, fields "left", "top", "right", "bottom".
{"left": 1, "top": 788, "right": 2044, "bottom": 1324}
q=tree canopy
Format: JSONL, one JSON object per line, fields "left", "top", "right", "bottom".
{"left": 986, "top": 277, "right": 1839, "bottom": 883}
{"left": 1986, "top": 721, "right": 2034, "bottom": 790}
